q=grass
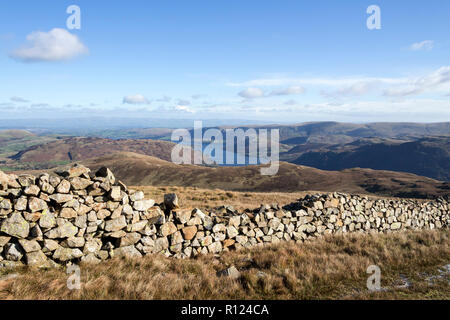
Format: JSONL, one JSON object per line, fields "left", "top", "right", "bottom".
{"left": 0, "top": 229, "right": 448, "bottom": 300}
{"left": 136, "top": 185, "right": 314, "bottom": 211}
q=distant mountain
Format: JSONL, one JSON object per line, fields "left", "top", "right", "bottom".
{"left": 73, "top": 152, "right": 449, "bottom": 199}
{"left": 221, "top": 121, "right": 450, "bottom": 144}
{"left": 290, "top": 136, "right": 450, "bottom": 181}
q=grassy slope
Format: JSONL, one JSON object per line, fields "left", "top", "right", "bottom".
{"left": 0, "top": 230, "right": 448, "bottom": 300}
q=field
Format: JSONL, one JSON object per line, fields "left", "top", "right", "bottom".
{"left": 0, "top": 229, "right": 448, "bottom": 300}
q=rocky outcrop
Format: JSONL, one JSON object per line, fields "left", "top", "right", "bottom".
{"left": 0, "top": 165, "right": 448, "bottom": 268}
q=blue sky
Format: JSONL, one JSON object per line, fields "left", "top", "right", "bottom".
{"left": 1, "top": 0, "right": 449, "bottom": 123}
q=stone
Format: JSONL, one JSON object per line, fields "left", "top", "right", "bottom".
{"left": 391, "top": 222, "right": 402, "bottom": 230}
{"left": 45, "top": 222, "right": 78, "bottom": 239}
{"left": 40, "top": 182, "right": 55, "bottom": 195}
{"left": 97, "top": 209, "right": 111, "bottom": 219}
{"left": 18, "top": 239, "right": 41, "bottom": 253}
{"left": 229, "top": 216, "right": 241, "bottom": 228}
{"left": 49, "top": 193, "right": 73, "bottom": 203}
{"left": 53, "top": 247, "right": 83, "bottom": 261}
{"left": 105, "top": 216, "right": 127, "bottom": 232}
{"left": 74, "top": 215, "right": 87, "bottom": 229}
{"left": 324, "top": 199, "right": 340, "bottom": 208}
{"left": 14, "top": 197, "right": 28, "bottom": 211}
{"left": 201, "top": 235, "right": 213, "bottom": 247}
{"left": 83, "top": 239, "right": 102, "bottom": 254}
{"left": 60, "top": 207, "right": 78, "bottom": 219}
{"left": 5, "top": 243, "right": 24, "bottom": 261}
{"left": 81, "top": 253, "right": 101, "bottom": 264}
{"left": 208, "top": 241, "right": 222, "bottom": 253}
{"left": 56, "top": 180, "right": 71, "bottom": 194}
{"left": 59, "top": 164, "right": 91, "bottom": 178}
{"left": 128, "top": 220, "right": 148, "bottom": 232}
{"left": 236, "top": 235, "right": 248, "bottom": 245}
{"left": 109, "top": 186, "right": 121, "bottom": 201}
{"left": 122, "top": 204, "right": 134, "bottom": 216}
{"left": 0, "top": 170, "right": 20, "bottom": 189}
{"left": 164, "top": 193, "right": 179, "bottom": 211}
{"left": 64, "top": 237, "right": 86, "bottom": 248}
{"left": 1, "top": 212, "right": 30, "bottom": 238}
{"left": 213, "top": 224, "right": 226, "bottom": 233}
{"left": 70, "top": 177, "right": 93, "bottom": 190}
{"left": 223, "top": 239, "right": 235, "bottom": 247}
{"left": 144, "top": 207, "right": 165, "bottom": 225}
{"left": 227, "top": 226, "right": 239, "bottom": 238}
{"left": 181, "top": 226, "right": 197, "bottom": 240}
{"left": 26, "top": 250, "right": 48, "bottom": 267}
{"left": 49, "top": 176, "right": 61, "bottom": 188}
{"left": 96, "top": 167, "right": 116, "bottom": 184}
{"left": 24, "top": 185, "right": 40, "bottom": 196}
{"left": 0, "top": 236, "right": 11, "bottom": 247}
{"left": 113, "top": 245, "right": 142, "bottom": 258}
{"left": 28, "top": 197, "right": 48, "bottom": 213}
{"left": 116, "top": 232, "right": 141, "bottom": 247}
{"left": 0, "top": 199, "right": 12, "bottom": 210}
{"left": 170, "top": 231, "right": 184, "bottom": 245}
{"left": 133, "top": 199, "right": 155, "bottom": 211}
{"left": 159, "top": 222, "right": 177, "bottom": 237}
{"left": 39, "top": 209, "right": 56, "bottom": 229}
{"left": 175, "top": 209, "right": 191, "bottom": 224}
{"left": 18, "top": 175, "right": 35, "bottom": 187}
{"left": 42, "top": 239, "right": 59, "bottom": 253}
{"left": 154, "top": 237, "right": 169, "bottom": 252}
{"left": 129, "top": 191, "right": 144, "bottom": 202}
{"left": 217, "top": 266, "right": 240, "bottom": 279}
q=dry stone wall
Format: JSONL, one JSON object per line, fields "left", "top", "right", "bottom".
{"left": 0, "top": 165, "right": 448, "bottom": 268}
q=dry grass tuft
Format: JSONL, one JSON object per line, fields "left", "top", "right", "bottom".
{"left": 0, "top": 229, "right": 448, "bottom": 300}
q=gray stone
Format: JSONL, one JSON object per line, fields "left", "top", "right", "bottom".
{"left": 164, "top": 193, "right": 179, "bottom": 211}
{"left": 28, "top": 197, "right": 48, "bottom": 213}
{"left": 5, "top": 243, "right": 24, "bottom": 261}
{"left": 217, "top": 266, "right": 240, "bottom": 279}
{"left": 113, "top": 245, "right": 142, "bottom": 258}
{"left": 26, "top": 250, "right": 48, "bottom": 267}
{"left": 1, "top": 212, "right": 30, "bottom": 238}
{"left": 45, "top": 222, "right": 78, "bottom": 239}
{"left": 49, "top": 193, "right": 73, "bottom": 203}
{"left": 105, "top": 216, "right": 127, "bottom": 232}
{"left": 18, "top": 239, "right": 41, "bottom": 253}
{"left": 96, "top": 167, "right": 116, "bottom": 184}
{"left": 39, "top": 210, "right": 56, "bottom": 229}
{"left": 133, "top": 199, "right": 155, "bottom": 211}
{"left": 53, "top": 247, "right": 83, "bottom": 261}
{"left": 56, "top": 180, "right": 71, "bottom": 194}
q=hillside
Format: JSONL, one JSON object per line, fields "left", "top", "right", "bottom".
{"left": 75, "top": 152, "right": 449, "bottom": 199}
{"left": 290, "top": 136, "right": 450, "bottom": 181}
{"left": 9, "top": 136, "right": 176, "bottom": 163}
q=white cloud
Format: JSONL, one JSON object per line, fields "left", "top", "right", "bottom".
{"left": 384, "top": 66, "right": 450, "bottom": 97}
{"left": 269, "top": 86, "right": 305, "bottom": 96}
{"left": 231, "top": 66, "right": 450, "bottom": 99}
{"left": 409, "top": 40, "right": 434, "bottom": 51}
{"left": 322, "top": 81, "right": 376, "bottom": 98}
{"left": 284, "top": 99, "right": 298, "bottom": 105}
{"left": 175, "top": 105, "right": 195, "bottom": 113}
{"left": 228, "top": 76, "right": 405, "bottom": 88}
{"left": 238, "top": 88, "right": 265, "bottom": 99}
{"left": 10, "top": 96, "right": 29, "bottom": 103}
{"left": 177, "top": 99, "right": 191, "bottom": 106}
{"left": 10, "top": 28, "right": 88, "bottom": 62}
{"left": 123, "top": 94, "right": 151, "bottom": 105}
